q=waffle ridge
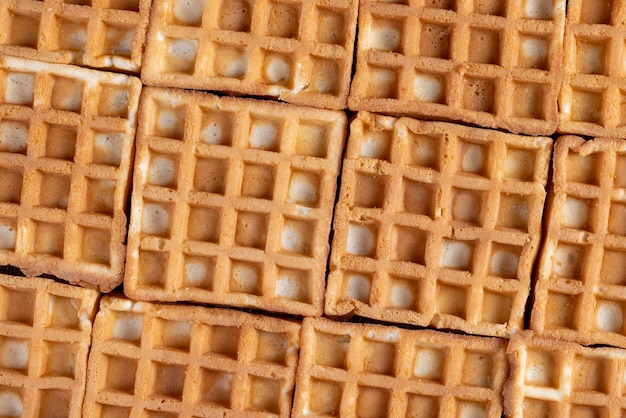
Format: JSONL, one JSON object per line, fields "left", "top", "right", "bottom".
{"left": 83, "top": 295, "right": 301, "bottom": 417}
{"left": 124, "top": 87, "right": 346, "bottom": 316}
{"left": 348, "top": 0, "right": 566, "bottom": 135}
{"left": 558, "top": 0, "right": 626, "bottom": 137}
{"left": 531, "top": 136, "right": 626, "bottom": 348}
{"left": 0, "top": 273, "right": 99, "bottom": 418}
{"left": 141, "top": 0, "right": 358, "bottom": 110}
{"left": 0, "top": 0, "right": 151, "bottom": 73}
{"left": 0, "top": 55, "right": 141, "bottom": 291}
{"left": 292, "top": 317, "right": 508, "bottom": 417}
{"left": 325, "top": 112, "right": 553, "bottom": 337}
{"left": 504, "top": 331, "right": 626, "bottom": 418}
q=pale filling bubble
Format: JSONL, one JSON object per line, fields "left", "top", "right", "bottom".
{"left": 168, "top": 39, "right": 197, "bottom": 62}
{"left": 525, "top": 363, "right": 547, "bottom": 384}
{"left": 288, "top": 175, "right": 318, "bottom": 206}
{"left": 459, "top": 403, "right": 487, "bottom": 418}
{"left": 521, "top": 38, "right": 548, "bottom": 63}
{"left": 185, "top": 260, "right": 207, "bottom": 285}
{"left": 0, "top": 224, "right": 17, "bottom": 250}
{"left": 149, "top": 155, "right": 176, "bottom": 186}
{"left": 94, "top": 132, "right": 123, "bottom": 164}
{"left": 249, "top": 122, "right": 278, "bottom": 149}
{"left": 562, "top": 197, "right": 590, "bottom": 229}
{"left": 232, "top": 264, "right": 258, "bottom": 290}
{"left": 345, "top": 274, "right": 371, "bottom": 302}
{"left": 265, "top": 56, "right": 290, "bottom": 84}
{"left": 371, "top": 26, "right": 400, "bottom": 51}
{"left": 112, "top": 315, "right": 143, "bottom": 341}
{"left": 281, "top": 224, "right": 304, "bottom": 253}
{"left": 390, "top": 283, "right": 414, "bottom": 308}
{"left": 142, "top": 203, "right": 170, "bottom": 235}
{"left": 202, "top": 122, "right": 224, "bottom": 144}
{"left": 1, "top": 339, "right": 28, "bottom": 370}
{"left": 441, "top": 240, "right": 471, "bottom": 269}
{"left": 414, "top": 74, "right": 443, "bottom": 103}
{"left": 596, "top": 302, "right": 623, "bottom": 332}
{"left": 413, "top": 349, "right": 443, "bottom": 380}
{"left": 524, "top": 0, "right": 553, "bottom": 19}
{"left": 216, "top": 49, "right": 248, "bottom": 78}
{"left": 173, "top": 0, "right": 206, "bottom": 25}
{"left": 0, "top": 392, "right": 22, "bottom": 417}
{"left": 276, "top": 274, "right": 303, "bottom": 300}
{"left": 0, "top": 121, "right": 28, "bottom": 152}
{"left": 360, "top": 137, "right": 387, "bottom": 159}
{"left": 491, "top": 249, "right": 519, "bottom": 277}
{"left": 4, "top": 73, "right": 34, "bottom": 105}
{"left": 346, "top": 224, "right": 375, "bottom": 256}
{"left": 462, "top": 144, "right": 485, "bottom": 173}
{"left": 157, "top": 110, "right": 179, "bottom": 135}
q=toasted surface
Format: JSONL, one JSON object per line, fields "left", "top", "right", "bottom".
{"left": 0, "top": 0, "right": 151, "bottom": 73}
{"left": 83, "top": 295, "right": 301, "bottom": 417}
{"left": 325, "top": 112, "right": 552, "bottom": 337}
{"left": 141, "top": 0, "right": 358, "bottom": 110}
{"left": 348, "top": 0, "right": 566, "bottom": 135}
{"left": 0, "top": 273, "right": 99, "bottom": 417}
{"left": 531, "top": 136, "right": 626, "bottom": 348}
{"left": 293, "top": 317, "right": 508, "bottom": 417}
{"left": 0, "top": 55, "right": 141, "bottom": 291}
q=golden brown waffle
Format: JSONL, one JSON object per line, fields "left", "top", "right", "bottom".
{"left": 292, "top": 317, "right": 508, "bottom": 417}
{"left": 531, "top": 136, "right": 626, "bottom": 348}
{"left": 124, "top": 87, "right": 346, "bottom": 316}
{"left": 0, "top": 273, "right": 99, "bottom": 418}
{"left": 141, "top": 0, "right": 357, "bottom": 110}
{"left": 0, "top": 0, "right": 151, "bottom": 73}
{"left": 325, "top": 112, "right": 552, "bottom": 337}
{"left": 558, "top": 0, "right": 626, "bottom": 137}
{"left": 0, "top": 55, "right": 141, "bottom": 291}
{"left": 348, "top": 0, "right": 566, "bottom": 135}
{"left": 504, "top": 331, "right": 626, "bottom": 418}
{"left": 83, "top": 295, "right": 301, "bottom": 417}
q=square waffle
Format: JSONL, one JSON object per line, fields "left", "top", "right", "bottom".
{"left": 348, "top": 0, "right": 566, "bottom": 135}
{"left": 82, "top": 295, "right": 301, "bottom": 417}
{"left": 0, "top": 0, "right": 151, "bottom": 73}
{"left": 325, "top": 112, "right": 553, "bottom": 337}
{"left": 124, "top": 87, "right": 346, "bottom": 316}
{"left": 531, "top": 136, "right": 626, "bottom": 348}
{"left": 0, "top": 55, "right": 141, "bottom": 291}
{"left": 504, "top": 331, "right": 626, "bottom": 418}
{"left": 559, "top": 0, "right": 626, "bottom": 137}
{"left": 140, "top": 0, "right": 358, "bottom": 110}
{"left": 0, "top": 273, "right": 99, "bottom": 418}
{"left": 292, "top": 317, "right": 508, "bottom": 417}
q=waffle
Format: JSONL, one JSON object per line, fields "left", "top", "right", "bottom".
{"left": 292, "top": 317, "right": 508, "bottom": 417}
{"left": 348, "top": 0, "right": 566, "bottom": 135}
{"left": 325, "top": 112, "right": 552, "bottom": 337}
{"left": 558, "top": 0, "right": 626, "bottom": 137}
{"left": 504, "top": 331, "right": 626, "bottom": 418}
{"left": 82, "top": 295, "right": 301, "bottom": 417}
{"left": 0, "top": 55, "right": 141, "bottom": 291}
{"left": 0, "top": 273, "right": 99, "bottom": 417}
{"left": 140, "top": 0, "right": 358, "bottom": 110}
{"left": 0, "top": 0, "right": 151, "bottom": 73}
{"left": 531, "top": 136, "right": 626, "bottom": 348}
{"left": 124, "top": 87, "right": 346, "bottom": 316}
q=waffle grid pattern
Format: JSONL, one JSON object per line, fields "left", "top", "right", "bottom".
{"left": 0, "top": 0, "right": 150, "bottom": 73}
{"left": 141, "top": 0, "right": 358, "bottom": 110}
{"left": 348, "top": 0, "right": 566, "bottom": 135}
{"left": 124, "top": 87, "right": 346, "bottom": 316}
{"left": 325, "top": 112, "right": 552, "bottom": 337}
{"left": 559, "top": 0, "right": 626, "bottom": 137}
{"left": 505, "top": 332, "right": 626, "bottom": 418}
{"left": 0, "top": 56, "right": 140, "bottom": 291}
{"left": 531, "top": 136, "right": 626, "bottom": 348}
{"left": 83, "top": 296, "right": 300, "bottom": 417}
{"left": 292, "top": 317, "right": 507, "bottom": 418}
{"left": 0, "top": 274, "right": 99, "bottom": 418}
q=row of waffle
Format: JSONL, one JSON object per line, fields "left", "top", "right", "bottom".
{"left": 2, "top": 0, "right": 626, "bottom": 137}
{"left": 1, "top": 273, "right": 625, "bottom": 418}
{"left": 1, "top": 54, "right": 625, "bottom": 349}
